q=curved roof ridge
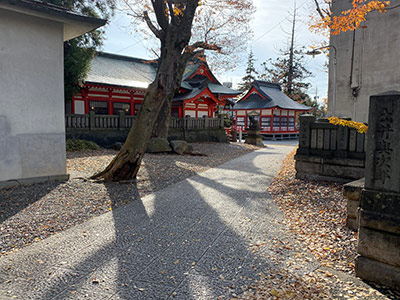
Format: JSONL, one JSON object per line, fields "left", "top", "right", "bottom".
{"left": 254, "top": 80, "right": 282, "bottom": 90}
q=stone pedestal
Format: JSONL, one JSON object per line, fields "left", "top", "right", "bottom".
{"left": 245, "top": 129, "right": 264, "bottom": 147}
{"left": 356, "top": 92, "right": 400, "bottom": 290}
{"left": 343, "top": 178, "right": 364, "bottom": 231}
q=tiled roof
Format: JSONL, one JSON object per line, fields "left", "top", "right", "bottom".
{"left": 85, "top": 53, "right": 157, "bottom": 89}
{"left": 208, "top": 82, "right": 240, "bottom": 95}
{"left": 85, "top": 53, "right": 240, "bottom": 98}
{"left": 234, "top": 81, "right": 311, "bottom": 111}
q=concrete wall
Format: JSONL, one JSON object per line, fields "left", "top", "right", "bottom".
{"left": 0, "top": 9, "right": 67, "bottom": 183}
{"left": 329, "top": 0, "right": 400, "bottom": 122}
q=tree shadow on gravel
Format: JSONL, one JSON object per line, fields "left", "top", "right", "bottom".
{"left": 16, "top": 149, "right": 303, "bottom": 300}
{"left": 0, "top": 182, "right": 61, "bottom": 224}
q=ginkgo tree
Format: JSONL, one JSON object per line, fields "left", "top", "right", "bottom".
{"left": 92, "top": 0, "right": 254, "bottom": 181}
{"left": 310, "top": 0, "right": 390, "bottom": 36}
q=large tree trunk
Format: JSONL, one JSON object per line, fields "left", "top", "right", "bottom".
{"left": 91, "top": 52, "right": 185, "bottom": 181}
{"left": 152, "top": 99, "right": 172, "bottom": 139}
{"left": 91, "top": 0, "right": 199, "bottom": 181}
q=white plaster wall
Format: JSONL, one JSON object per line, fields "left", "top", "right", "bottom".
{"left": 329, "top": 0, "right": 400, "bottom": 122}
{"left": 0, "top": 9, "right": 66, "bottom": 181}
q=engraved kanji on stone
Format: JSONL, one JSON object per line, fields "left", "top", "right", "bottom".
{"left": 374, "top": 150, "right": 392, "bottom": 184}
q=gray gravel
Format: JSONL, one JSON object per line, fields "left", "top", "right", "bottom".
{"left": 0, "top": 145, "right": 296, "bottom": 299}
{"left": 0, "top": 143, "right": 257, "bottom": 257}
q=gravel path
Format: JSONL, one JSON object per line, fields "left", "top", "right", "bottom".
{"left": 0, "top": 143, "right": 257, "bottom": 257}
{"left": 0, "top": 144, "right": 295, "bottom": 300}
{"left": 0, "top": 143, "right": 396, "bottom": 299}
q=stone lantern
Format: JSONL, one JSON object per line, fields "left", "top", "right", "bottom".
{"left": 245, "top": 112, "right": 264, "bottom": 147}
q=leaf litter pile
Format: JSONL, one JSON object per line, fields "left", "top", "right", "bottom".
{"left": 0, "top": 143, "right": 257, "bottom": 257}
{"left": 268, "top": 149, "right": 357, "bottom": 275}
{"left": 236, "top": 149, "right": 400, "bottom": 300}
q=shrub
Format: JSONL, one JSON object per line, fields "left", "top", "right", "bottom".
{"left": 66, "top": 139, "right": 100, "bottom": 151}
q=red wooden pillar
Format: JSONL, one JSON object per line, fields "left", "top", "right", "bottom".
{"left": 130, "top": 91, "right": 135, "bottom": 116}
{"left": 270, "top": 108, "right": 274, "bottom": 132}
{"left": 286, "top": 110, "right": 289, "bottom": 131}
{"left": 195, "top": 103, "right": 198, "bottom": 118}
{"left": 179, "top": 106, "right": 183, "bottom": 118}
{"left": 83, "top": 88, "right": 89, "bottom": 114}
{"left": 108, "top": 88, "right": 113, "bottom": 115}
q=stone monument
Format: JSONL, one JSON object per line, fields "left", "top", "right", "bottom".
{"left": 245, "top": 115, "right": 264, "bottom": 147}
{"left": 356, "top": 91, "right": 400, "bottom": 289}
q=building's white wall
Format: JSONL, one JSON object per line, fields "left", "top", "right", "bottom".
{"left": 329, "top": 0, "right": 400, "bottom": 122}
{"left": 0, "top": 9, "right": 66, "bottom": 181}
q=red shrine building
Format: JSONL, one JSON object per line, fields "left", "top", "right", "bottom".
{"left": 232, "top": 81, "right": 311, "bottom": 138}
{"left": 69, "top": 52, "right": 240, "bottom": 118}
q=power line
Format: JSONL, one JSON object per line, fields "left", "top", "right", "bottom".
{"left": 252, "top": 0, "right": 308, "bottom": 44}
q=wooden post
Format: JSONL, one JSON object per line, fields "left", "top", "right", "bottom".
{"left": 219, "top": 114, "right": 224, "bottom": 129}
{"left": 89, "top": 111, "right": 95, "bottom": 131}
{"left": 118, "top": 111, "right": 126, "bottom": 130}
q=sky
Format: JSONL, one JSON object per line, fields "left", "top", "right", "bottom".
{"left": 102, "top": 0, "right": 329, "bottom": 101}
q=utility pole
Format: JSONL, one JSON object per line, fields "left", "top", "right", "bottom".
{"left": 287, "top": 2, "right": 297, "bottom": 96}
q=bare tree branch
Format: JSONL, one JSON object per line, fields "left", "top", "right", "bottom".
{"left": 167, "top": 0, "right": 177, "bottom": 25}
{"left": 143, "top": 11, "right": 163, "bottom": 39}
{"left": 152, "top": 0, "right": 169, "bottom": 32}
{"left": 313, "top": 0, "right": 327, "bottom": 19}
{"left": 183, "top": 41, "right": 222, "bottom": 61}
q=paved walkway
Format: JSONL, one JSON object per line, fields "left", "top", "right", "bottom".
{"left": 0, "top": 145, "right": 351, "bottom": 299}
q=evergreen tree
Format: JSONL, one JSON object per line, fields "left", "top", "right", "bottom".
{"left": 260, "top": 5, "right": 312, "bottom": 102}
{"left": 44, "top": 1, "right": 115, "bottom": 103}
{"left": 259, "top": 48, "right": 312, "bottom": 102}
{"left": 237, "top": 50, "right": 259, "bottom": 92}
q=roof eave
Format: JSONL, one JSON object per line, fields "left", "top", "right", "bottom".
{"left": 0, "top": 0, "right": 106, "bottom": 41}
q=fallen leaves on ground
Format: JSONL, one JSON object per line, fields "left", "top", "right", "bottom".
{"left": 267, "top": 148, "right": 356, "bottom": 274}
{"left": 237, "top": 148, "right": 399, "bottom": 300}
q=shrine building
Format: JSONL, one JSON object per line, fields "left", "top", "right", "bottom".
{"left": 69, "top": 52, "right": 240, "bottom": 118}
{"left": 232, "top": 81, "right": 311, "bottom": 139}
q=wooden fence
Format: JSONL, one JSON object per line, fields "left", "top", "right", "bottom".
{"left": 66, "top": 112, "right": 224, "bottom": 131}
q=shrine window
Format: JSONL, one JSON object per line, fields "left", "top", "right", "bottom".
{"left": 261, "top": 117, "right": 271, "bottom": 128}
{"left": 288, "top": 117, "right": 295, "bottom": 128}
{"left": 89, "top": 100, "right": 108, "bottom": 115}
{"left": 134, "top": 103, "right": 142, "bottom": 115}
{"left": 113, "top": 102, "right": 131, "bottom": 115}
{"left": 236, "top": 117, "right": 245, "bottom": 126}
{"left": 273, "top": 116, "right": 281, "bottom": 128}
{"left": 281, "top": 117, "right": 288, "bottom": 128}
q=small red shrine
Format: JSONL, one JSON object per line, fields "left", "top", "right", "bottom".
{"left": 232, "top": 81, "right": 311, "bottom": 138}
{"left": 70, "top": 52, "right": 240, "bottom": 118}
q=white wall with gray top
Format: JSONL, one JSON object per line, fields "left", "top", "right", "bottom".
{"left": 0, "top": 9, "right": 67, "bottom": 183}
{"left": 329, "top": 0, "right": 400, "bottom": 122}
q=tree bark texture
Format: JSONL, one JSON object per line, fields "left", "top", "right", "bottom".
{"left": 152, "top": 99, "right": 172, "bottom": 139}
{"left": 91, "top": 0, "right": 199, "bottom": 181}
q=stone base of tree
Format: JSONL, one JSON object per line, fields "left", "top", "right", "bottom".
{"left": 146, "top": 138, "right": 172, "bottom": 153}
{"left": 343, "top": 178, "right": 364, "bottom": 230}
{"left": 170, "top": 140, "right": 191, "bottom": 155}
